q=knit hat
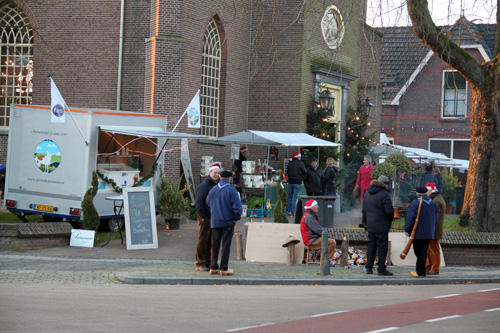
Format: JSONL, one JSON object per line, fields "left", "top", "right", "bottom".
{"left": 240, "top": 146, "right": 248, "bottom": 152}
{"left": 378, "top": 175, "right": 389, "bottom": 185}
{"left": 304, "top": 199, "right": 318, "bottom": 209}
{"left": 209, "top": 163, "right": 220, "bottom": 172}
{"left": 220, "top": 170, "right": 232, "bottom": 178}
{"left": 292, "top": 152, "right": 301, "bottom": 159}
{"left": 426, "top": 182, "right": 437, "bottom": 193}
{"left": 416, "top": 186, "right": 428, "bottom": 194}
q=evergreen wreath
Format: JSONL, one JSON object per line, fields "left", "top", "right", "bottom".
{"left": 96, "top": 164, "right": 158, "bottom": 194}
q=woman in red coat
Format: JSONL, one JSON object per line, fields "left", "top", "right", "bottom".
{"left": 355, "top": 155, "right": 374, "bottom": 203}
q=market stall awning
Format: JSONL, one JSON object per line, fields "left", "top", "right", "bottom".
{"left": 214, "top": 130, "right": 341, "bottom": 147}
{"left": 99, "top": 125, "right": 207, "bottom": 139}
{"left": 372, "top": 139, "right": 469, "bottom": 169}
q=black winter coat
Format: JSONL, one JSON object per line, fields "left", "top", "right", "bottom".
{"left": 362, "top": 180, "right": 394, "bottom": 233}
{"left": 304, "top": 166, "right": 323, "bottom": 193}
{"left": 287, "top": 158, "right": 306, "bottom": 184}
{"left": 195, "top": 177, "right": 218, "bottom": 219}
{"left": 322, "top": 166, "right": 338, "bottom": 196}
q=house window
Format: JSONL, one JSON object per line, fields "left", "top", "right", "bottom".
{"left": 442, "top": 71, "right": 467, "bottom": 118}
{"left": 321, "top": 5, "right": 345, "bottom": 50}
{"left": 0, "top": 2, "right": 33, "bottom": 128}
{"left": 200, "top": 19, "right": 221, "bottom": 137}
{"left": 429, "top": 138, "right": 470, "bottom": 159}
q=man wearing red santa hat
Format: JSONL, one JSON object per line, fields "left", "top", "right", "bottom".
{"left": 195, "top": 163, "right": 220, "bottom": 271}
{"left": 300, "top": 199, "right": 336, "bottom": 265}
{"left": 425, "top": 182, "right": 446, "bottom": 275}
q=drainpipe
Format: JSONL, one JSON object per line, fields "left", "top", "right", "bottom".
{"left": 116, "top": 0, "right": 125, "bottom": 111}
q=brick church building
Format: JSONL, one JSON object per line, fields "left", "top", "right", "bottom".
{"left": 1, "top": 0, "right": 380, "bottom": 186}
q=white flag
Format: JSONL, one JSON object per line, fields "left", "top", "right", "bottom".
{"left": 186, "top": 90, "right": 201, "bottom": 128}
{"left": 50, "top": 77, "right": 66, "bottom": 123}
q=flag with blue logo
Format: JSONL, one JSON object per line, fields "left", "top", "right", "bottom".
{"left": 50, "top": 77, "right": 66, "bottom": 123}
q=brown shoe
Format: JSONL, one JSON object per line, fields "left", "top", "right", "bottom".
{"left": 220, "top": 268, "right": 234, "bottom": 276}
{"left": 209, "top": 269, "right": 219, "bottom": 275}
{"left": 195, "top": 266, "right": 209, "bottom": 272}
{"left": 427, "top": 270, "right": 439, "bottom": 275}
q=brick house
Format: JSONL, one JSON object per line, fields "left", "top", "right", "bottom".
{"left": 0, "top": 0, "right": 381, "bottom": 189}
{"left": 378, "top": 18, "right": 496, "bottom": 184}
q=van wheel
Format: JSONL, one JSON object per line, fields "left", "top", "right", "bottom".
{"left": 106, "top": 218, "right": 124, "bottom": 232}
{"left": 42, "top": 215, "right": 63, "bottom": 222}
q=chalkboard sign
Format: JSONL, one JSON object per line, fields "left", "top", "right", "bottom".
{"left": 123, "top": 187, "right": 158, "bottom": 250}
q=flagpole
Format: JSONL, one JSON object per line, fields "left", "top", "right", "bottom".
{"left": 48, "top": 74, "right": 89, "bottom": 146}
{"left": 64, "top": 101, "right": 89, "bottom": 146}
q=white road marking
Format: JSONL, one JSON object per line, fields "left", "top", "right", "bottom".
{"left": 426, "top": 315, "right": 462, "bottom": 322}
{"left": 365, "top": 327, "right": 400, "bottom": 333}
{"left": 432, "top": 294, "right": 461, "bottom": 299}
{"left": 479, "top": 288, "right": 500, "bottom": 292}
{"left": 310, "top": 310, "right": 349, "bottom": 317}
{"left": 484, "top": 308, "right": 500, "bottom": 312}
{"left": 226, "top": 323, "right": 275, "bottom": 332}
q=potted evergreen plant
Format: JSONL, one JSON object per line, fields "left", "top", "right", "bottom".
{"left": 156, "top": 174, "right": 190, "bottom": 230}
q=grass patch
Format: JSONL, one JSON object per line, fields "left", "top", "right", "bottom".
{"left": 0, "top": 212, "right": 44, "bottom": 223}
{"left": 444, "top": 216, "right": 472, "bottom": 232}
{"left": 95, "top": 230, "right": 125, "bottom": 244}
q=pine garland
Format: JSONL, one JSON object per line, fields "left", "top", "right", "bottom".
{"left": 96, "top": 164, "right": 158, "bottom": 194}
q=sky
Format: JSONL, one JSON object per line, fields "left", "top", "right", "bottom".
{"left": 366, "top": 0, "right": 497, "bottom": 27}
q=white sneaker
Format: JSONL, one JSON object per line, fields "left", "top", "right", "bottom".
{"left": 220, "top": 268, "right": 234, "bottom": 276}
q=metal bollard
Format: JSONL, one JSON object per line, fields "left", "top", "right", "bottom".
{"left": 236, "top": 232, "right": 245, "bottom": 260}
{"left": 320, "top": 230, "right": 330, "bottom": 275}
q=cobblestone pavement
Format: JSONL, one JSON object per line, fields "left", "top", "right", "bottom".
{"left": 1, "top": 212, "right": 499, "bottom": 285}
{"left": 1, "top": 252, "right": 500, "bottom": 286}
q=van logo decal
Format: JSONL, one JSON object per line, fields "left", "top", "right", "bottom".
{"left": 34, "top": 140, "right": 61, "bottom": 174}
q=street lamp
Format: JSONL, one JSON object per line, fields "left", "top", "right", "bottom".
{"left": 319, "top": 89, "right": 335, "bottom": 117}
{"left": 361, "top": 97, "right": 374, "bottom": 116}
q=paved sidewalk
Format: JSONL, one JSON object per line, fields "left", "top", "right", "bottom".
{"left": 1, "top": 212, "right": 499, "bottom": 286}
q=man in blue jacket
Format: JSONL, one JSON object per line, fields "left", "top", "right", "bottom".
{"left": 195, "top": 163, "right": 220, "bottom": 272}
{"left": 206, "top": 170, "right": 242, "bottom": 276}
{"left": 362, "top": 175, "right": 394, "bottom": 276}
{"left": 404, "top": 186, "right": 438, "bottom": 278}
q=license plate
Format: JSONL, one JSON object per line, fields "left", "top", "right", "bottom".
{"left": 34, "top": 204, "right": 54, "bottom": 212}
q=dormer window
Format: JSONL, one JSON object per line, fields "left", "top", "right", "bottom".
{"left": 442, "top": 71, "right": 467, "bottom": 118}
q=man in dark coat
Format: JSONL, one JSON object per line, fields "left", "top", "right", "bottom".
{"left": 286, "top": 152, "right": 307, "bottom": 215}
{"left": 304, "top": 158, "right": 322, "bottom": 196}
{"left": 419, "top": 164, "right": 438, "bottom": 187}
{"left": 362, "top": 175, "right": 394, "bottom": 276}
{"left": 404, "top": 186, "right": 438, "bottom": 278}
{"left": 206, "top": 170, "right": 242, "bottom": 276}
{"left": 195, "top": 163, "right": 220, "bottom": 271}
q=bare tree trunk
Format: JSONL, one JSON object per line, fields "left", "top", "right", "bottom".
{"left": 407, "top": 0, "right": 500, "bottom": 231}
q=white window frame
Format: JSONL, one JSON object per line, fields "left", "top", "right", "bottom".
{"left": 441, "top": 70, "right": 467, "bottom": 118}
{"left": 428, "top": 138, "right": 471, "bottom": 159}
{"left": 200, "top": 19, "right": 221, "bottom": 137}
{"left": 0, "top": 2, "right": 33, "bottom": 129}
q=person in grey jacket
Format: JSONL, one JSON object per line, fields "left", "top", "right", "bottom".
{"left": 362, "top": 175, "right": 394, "bottom": 276}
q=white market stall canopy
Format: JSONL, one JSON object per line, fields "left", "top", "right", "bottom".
{"left": 374, "top": 134, "right": 468, "bottom": 170}
{"left": 99, "top": 125, "right": 207, "bottom": 139}
{"left": 214, "top": 130, "right": 341, "bottom": 147}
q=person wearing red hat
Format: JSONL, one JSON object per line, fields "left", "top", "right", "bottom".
{"left": 195, "top": 163, "right": 220, "bottom": 271}
{"left": 286, "top": 152, "right": 306, "bottom": 216}
{"left": 300, "top": 199, "right": 336, "bottom": 264}
{"left": 233, "top": 146, "right": 248, "bottom": 186}
{"left": 425, "top": 182, "right": 446, "bottom": 275}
